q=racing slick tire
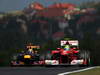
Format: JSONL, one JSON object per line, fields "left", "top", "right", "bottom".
{"left": 52, "top": 53, "right": 60, "bottom": 60}
{"left": 79, "top": 50, "right": 91, "bottom": 66}
{"left": 10, "top": 54, "right": 19, "bottom": 66}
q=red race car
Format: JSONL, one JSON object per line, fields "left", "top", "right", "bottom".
{"left": 45, "top": 40, "right": 91, "bottom": 66}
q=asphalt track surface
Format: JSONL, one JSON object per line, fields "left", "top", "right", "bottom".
{"left": 0, "top": 66, "right": 87, "bottom": 75}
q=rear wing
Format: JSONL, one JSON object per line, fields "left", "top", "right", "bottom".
{"left": 26, "top": 45, "right": 40, "bottom": 49}
{"left": 60, "top": 40, "right": 79, "bottom": 46}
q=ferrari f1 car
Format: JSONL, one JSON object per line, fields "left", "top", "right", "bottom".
{"left": 11, "top": 44, "right": 44, "bottom": 66}
{"left": 44, "top": 40, "right": 91, "bottom": 66}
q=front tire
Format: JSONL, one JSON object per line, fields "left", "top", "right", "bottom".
{"left": 79, "top": 50, "right": 91, "bottom": 66}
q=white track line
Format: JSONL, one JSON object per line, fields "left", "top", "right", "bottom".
{"left": 58, "top": 67, "right": 96, "bottom": 75}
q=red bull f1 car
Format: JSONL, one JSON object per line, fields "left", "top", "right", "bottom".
{"left": 11, "top": 44, "right": 44, "bottom": 66}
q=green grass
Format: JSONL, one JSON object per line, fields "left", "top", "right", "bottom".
{"left": 69, "top": 67, "right": 100, "bottom": 75}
